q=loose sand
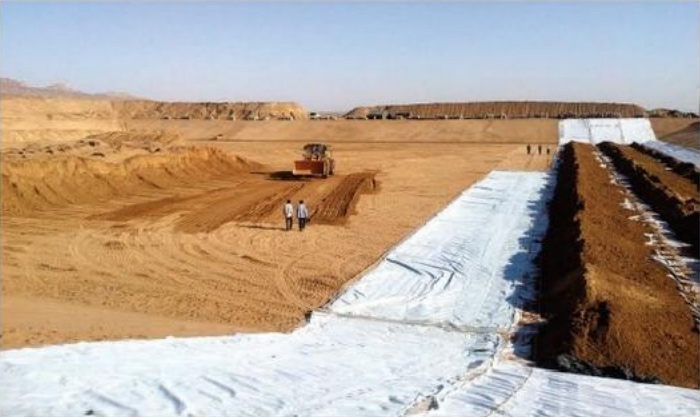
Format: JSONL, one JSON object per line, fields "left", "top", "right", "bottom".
{"left": 2, "top": 126, "right": 553, "bottom": 348}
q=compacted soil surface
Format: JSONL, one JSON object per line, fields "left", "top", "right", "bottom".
{"left": 1, "top": 130, "right": 552, "bottom": 348}
{"left": 536, "top": 142, "right": 699, "bottom": 388}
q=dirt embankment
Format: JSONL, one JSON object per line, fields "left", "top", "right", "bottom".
{"left": 649, "top": 119, "right": 700, "bottom": 149}
{"left": 631, "top": 143, "right": 699, "bottom": 186}
{"left": 127, "top": 119, "right": 560, "bottom": 144}
{"left": 2, "top": 131, "right": 185, "bottom": 163}
{"left": 598, "top": 142, "right": 699, "bottom": 254}
{"left": 113, "top": 100, "right": 308, "bottom": 121}
{"left": 1, "top": 146, "right": 257, "bottom": 217}
{"left": 345, "top": 101, "right": 647, "bottom": 119}
{"left": 535, "top": 142, "right": 699, "bottom": 388}
{"left": 0, "top": 96, "right": 127, "bottom": 144}
{"left": 1, "top": 96, "right": 309, "bottom": 146}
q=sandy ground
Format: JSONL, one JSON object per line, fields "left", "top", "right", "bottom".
{"left": 2, "top": 135, "right": 552, "bottom": 348}
{"left": 125, "top": 119, "right": 560, "bottom": 144}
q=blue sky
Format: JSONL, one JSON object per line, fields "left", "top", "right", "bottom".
{"left": 1, "top": 1, "right": 698, "bottom": 111}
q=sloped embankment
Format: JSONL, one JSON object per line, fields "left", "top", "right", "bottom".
{"left": 599, "top": 142, "right": 699, "bottom": 254}
{"left": 1, "top": 147, "right": 257, "bottom": 216}
{"left": 535, "top": 142, "right": 699, "bottom": 388}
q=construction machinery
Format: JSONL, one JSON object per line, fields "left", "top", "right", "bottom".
{"left": 293, "top": 143, "right": 335, "bottom": 177}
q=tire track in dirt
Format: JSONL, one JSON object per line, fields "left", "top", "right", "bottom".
{"left": 311, "top": 173, "right": 377, "bottom": 224}
{"left": 274, "top": 252, "right": 341, "bottom": 311}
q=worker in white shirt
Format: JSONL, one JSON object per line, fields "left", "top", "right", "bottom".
{"left": 283, "top": 200, "right": 294, "bottom": 231}
{"left": 297, "top": 200, "right": 309, "bottom": 231}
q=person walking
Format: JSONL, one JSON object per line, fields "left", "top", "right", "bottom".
{"left": 297, "top": 200, "right": 309, "bottom": 231}
{"left": 526, "top": 144, "right": 531, "bottom": 155}
{"left": 283, "top": 200, "right": 294, "bottom": 231}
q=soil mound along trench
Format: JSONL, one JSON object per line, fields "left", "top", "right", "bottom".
{"left": 630, "top": 142, "right": 700, "bottom": 187}
{"left": 535, "top": 142, "right": 699, "bottom": 388}
{"left": 1, "top": 147, "right": 257, "bottom": 217}
{"left": 598, "top": 142, "right": 699, "bottom": 254}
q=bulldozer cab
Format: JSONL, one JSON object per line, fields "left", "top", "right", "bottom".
{"left": 294, "top": 143, "right": 335, "bottom": 177}
{"left": 302, "top": 143, "right": 330, "bottom": 160}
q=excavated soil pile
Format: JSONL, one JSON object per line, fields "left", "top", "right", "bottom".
{"left": 536, "top": 142, "right": 699, "bottom": 388}
{"left": 630, "top": 142, "right": 699, "bottom": 187}
{"left": 1, "top": 147, "right": 257, "bottom": 217}
{"left": 658, "top": 121, "right": 700, "bottom": 149}
{"left": 345, "top": 101, "right": 646, "bottom": 119}
{"left": 83, "top": 130, "right": 183, "bottom": 151}
{"left": 114, "top": 100, "right": 308, "bottom": 121}
{"left": 2, "top": 131, "right": 184, "bottom": 162}
{"left": 599, "top": 142, "right": 699, "bottom": 254}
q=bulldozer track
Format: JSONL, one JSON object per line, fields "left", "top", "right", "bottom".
{"left": 312, "top": 173, "right": 376, "bottom": 223}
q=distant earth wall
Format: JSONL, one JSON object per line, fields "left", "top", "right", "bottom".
{"left": 1, "top": 97, "right": 308, "bottom": 145}
{"left": 345, "top": 102, "right": 649, "bottom": 119}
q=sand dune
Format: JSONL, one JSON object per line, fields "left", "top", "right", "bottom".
{"left": 2, "top": 146, "right": 256, "bottom": 217}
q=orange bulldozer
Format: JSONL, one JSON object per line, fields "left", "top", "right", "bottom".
{"left": 293, "top": 143, "right": 335, "bottom": 178}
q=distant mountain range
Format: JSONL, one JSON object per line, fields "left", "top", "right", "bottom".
{"left": 0, "top": 77, "right": 140, "bottom": 100}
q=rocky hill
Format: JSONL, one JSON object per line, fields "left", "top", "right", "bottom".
{"left": 1, "top": 77, "right": 139, "bottom": 100}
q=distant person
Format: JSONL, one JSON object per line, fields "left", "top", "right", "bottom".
{"left": 526, "top": 144, "right": 531, "bottom": 155}
{"left": 538, "top": 144, "right": 542, "bottom": 155}
{"left": 283, "top": 200, "right": 293, "bottom": 231}
{"left": 546, "top": 147, "right": 551, "bottom": 155}
{"left": 297, "top": 200, "right": 309, "bottom": 231}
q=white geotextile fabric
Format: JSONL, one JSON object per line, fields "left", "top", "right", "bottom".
{"left": 644, "top": 140, "right": 700, "bottom": 168}
{"left": 329, "top": 171, "right": 551, "bottom": 330}
{"left": 559, "top": 118, "right": 657, "bottom": 144}
{"left": 424, "top": 361, "right": 700, "bottom": 417}
{"left": 1, "top": 171, "right": 698, "bottom": 417}
{"left": 0, "top": 314, "right": 498, "bottom": 417}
